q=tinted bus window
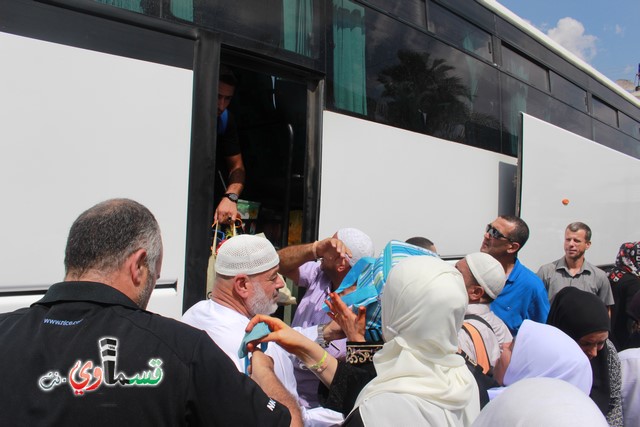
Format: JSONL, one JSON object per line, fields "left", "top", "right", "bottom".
{"left": 550, "top": 72, "right": 587, "bottom": 112}
{"left": 427, "top": 1, "right": 492, "bottom": 62}
{"left": 594, "top": 121, "right": 640, "bottom": 159}
{"left": 502, "top": 44, "right": 549, "bottom": 92}
{"left": 95, "top": 0, "right": 321, "bottom": 59}
{"left": 619, "top": 113, "right": 640, "bottom": 140}
{"left": 549, "top": 98, "right": 592, "bottom": 140}
{"left": 592, "top": 96, "right": 617, "bottom": 128}
{"left": 364, "top": 0, "right": 426, "bottom": 29}
{"left": 329, "top": 6, "right": 501, "bottom": 152}
{"left": 501, "top": 74, "right": 549, "bottom": 156}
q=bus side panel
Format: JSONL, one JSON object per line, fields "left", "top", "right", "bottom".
{"left": 319, "top": 111, "right": 517, "bottom": 258}
{"left": 0, "top": 31, "right": 192, "bottom": 318}
{"left": 519, "top": 114, "right": 640, "bottom": 270}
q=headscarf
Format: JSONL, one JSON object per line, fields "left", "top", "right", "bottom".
{"left": 472, "top": 378, "right": 608, "bottom": 427}
{"left": 353, "top": 257, "right": 480, "bottom": 426}
{"left": 499, "top": 320, "right": 592, "bottom": 394}
{"left": 627, "top": 292, "right": 640, "bottom": 348}
{"left": 328, "top": 240, "right": 437, "bottom": 341}
{"left": 609, "top": 242, "right": 640, "bottom": 282}
{"left": 546, "top": 287, "right": 611, "bottom": 414}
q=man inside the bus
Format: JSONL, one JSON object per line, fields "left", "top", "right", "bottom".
{"left": 536, "top": 222, "right": 613, "bottom": 313}
{"left": 480, "top": 215, "right": 550, "bottom": 336}
{"left": 0, "top": 199, "right": 297, "bottom": 427}
{"left": 277, "top": 229, "right": 373, "bottom": 410}
{"left": 214, "top": 65, "right": 246, "bottom": 224}
{"left": 183, "top": 234, "right": 336, "bottom": 426}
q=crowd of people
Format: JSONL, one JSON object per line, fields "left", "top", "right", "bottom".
{"left": 1, "top": 199, "right": 639, "bottom": 427}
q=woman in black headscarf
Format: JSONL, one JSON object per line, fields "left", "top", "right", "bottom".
{"left": 547, "top": 287, "right": 623, "bottom": 426}
{"left": 608, "top": 242, "right": 640, "bottom": 349}
{"left": 627, "top": 291, "right": 640, "bottom": 348}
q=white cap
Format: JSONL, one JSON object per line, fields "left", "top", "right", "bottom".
{"left": 337, "top": 228, "right": 374, "bottom": 267}
{"left": 215, "top": 235, "right": 279, "bottom": 276}
{"left": 465, "top": 252, "right": 506, "bottom": 300}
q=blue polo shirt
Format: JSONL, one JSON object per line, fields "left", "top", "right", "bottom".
{"left": 490, "top": 259, "right": 550, "bottom": 336}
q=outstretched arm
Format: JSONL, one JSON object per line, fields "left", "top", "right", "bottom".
{"left": 214, "top": 153, "right": 245, "bottom": 223}
{"left": 246, "top": 315, "right": 338, "bottom": 387}
{"left": 277, "top": 238, "right": 352, "bottom": 284}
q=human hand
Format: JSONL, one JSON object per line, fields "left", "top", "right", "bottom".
{"left": 214, "top": 198, "right": 238, "bottom": 224}
{"left": 316, "top": 237, "right": 352, "bottom": 262}
{"left": 326, "top": 292, "right": 366, "bottom": 342}
{"left": 248, "top": 349, "right": 275, "bottom": 383}
{"left": 246, "top": 315, "right": 314, "bottom": 356}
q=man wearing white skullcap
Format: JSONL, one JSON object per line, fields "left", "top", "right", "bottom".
{"left": 182, "top": 235, "right": 314, "bottom": 425}
{"left": 277, "top": 228, "right": 374, "bottom": 414}
{"left": 455, "top": 253, "right": 513, "bottom": 372}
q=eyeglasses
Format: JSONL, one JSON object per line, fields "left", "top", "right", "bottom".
{"left": 486, "top": 224, "right": 513, "bottom": 242}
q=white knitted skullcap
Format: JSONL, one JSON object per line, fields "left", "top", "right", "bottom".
{"left": 337, "top": 228, "right": 375, "bottom": 267}
{"left": 465, "top": 252, "right": 506, "bottom": 300}
{"left": 215, "top": 235, "right": 279, "bottom": 276}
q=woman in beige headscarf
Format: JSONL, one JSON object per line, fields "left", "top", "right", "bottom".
{"left": 245, "top": 256, "right": 479, "bottom": 426}
{"left": 344, "top": 256, "right": 479, "bottom": 426}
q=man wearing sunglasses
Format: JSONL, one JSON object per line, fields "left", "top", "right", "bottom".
{"left": 480, "top": 216, "right": 549, "bottom": 336}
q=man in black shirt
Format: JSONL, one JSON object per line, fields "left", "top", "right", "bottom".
{"left": 0, "top": 198, "right": 300, "bottom": 426}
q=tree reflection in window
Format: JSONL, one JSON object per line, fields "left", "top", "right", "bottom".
{"left": 378, "top": 50, "right": 469, "bottom": 142}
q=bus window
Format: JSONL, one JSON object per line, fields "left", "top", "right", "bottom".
{"left": 592, "top": 96, "right": 618, "bottom": 128}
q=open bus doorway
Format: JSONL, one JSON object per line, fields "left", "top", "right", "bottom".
{"left": 215, "top": 64, "right": 308, "bottom": 249}
{"left": 210, "top": 64, "right": 312, "bottom": 320}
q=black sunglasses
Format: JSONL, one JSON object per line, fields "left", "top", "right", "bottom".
{"left": 486, "top": 224, "right": 514, "bottom": 242}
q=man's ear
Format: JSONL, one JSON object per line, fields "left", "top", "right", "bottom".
{"left": 336, "top": 257, "right": 349, "bottom": 273}
{"left": 506, "top": 241, "right": 521, "bottom": 255}
{"left": 233, "top": 274, "right": 251, "bottom": 299}
{"left": 468, "top": 285, "right": 485, "bottom": 303}
{"left": 128, "top": 248, "right": 148, "bottom": 286}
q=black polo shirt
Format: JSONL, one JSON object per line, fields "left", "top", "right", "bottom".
{"left": 0, "top": 281, "right": 290, "bottom": 426}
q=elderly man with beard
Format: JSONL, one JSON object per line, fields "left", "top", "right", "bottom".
{"left": 184, "top": 234, "right": 333, "bottom": 426}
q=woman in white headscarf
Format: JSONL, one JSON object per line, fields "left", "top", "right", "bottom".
{"left": 489, "top": 319, "right": 592, "bottom": 400}
{"left": 245, "top": 256, "right": 479, "bottom": 426}
{"left": 344, "top": 256, "right": 479, "bottom": 426}
{"left": 472, "top": 377, "right": 608, "bottom": 427}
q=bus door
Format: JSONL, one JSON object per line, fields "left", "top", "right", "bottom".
{"left": 209, "top": 58, "right": 321, "bottom": 247}
{"left": 194, "top": 58, "right": 322, "bottom": 316}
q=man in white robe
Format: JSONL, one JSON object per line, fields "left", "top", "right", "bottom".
{"left": 183, "top": 234, "right": 341, "bottom": 426}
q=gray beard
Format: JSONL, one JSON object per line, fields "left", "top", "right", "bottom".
{"left": 248, "top": 284, "right": 277, "bottom": 316}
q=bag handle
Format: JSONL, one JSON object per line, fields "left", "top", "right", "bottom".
{"left": 211, "top": 216, "right": 244, "bottom": 252}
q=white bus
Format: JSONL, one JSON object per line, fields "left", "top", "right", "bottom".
{"left": 1, "top": 0, "right": 639, "bottom": 318}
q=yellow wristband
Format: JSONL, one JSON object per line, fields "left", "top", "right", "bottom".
{"left": 308, "top": 351, "right": 328, "bottom": 373}
{"left": 312, "top": 240, "right": 319, "bottom": 259}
